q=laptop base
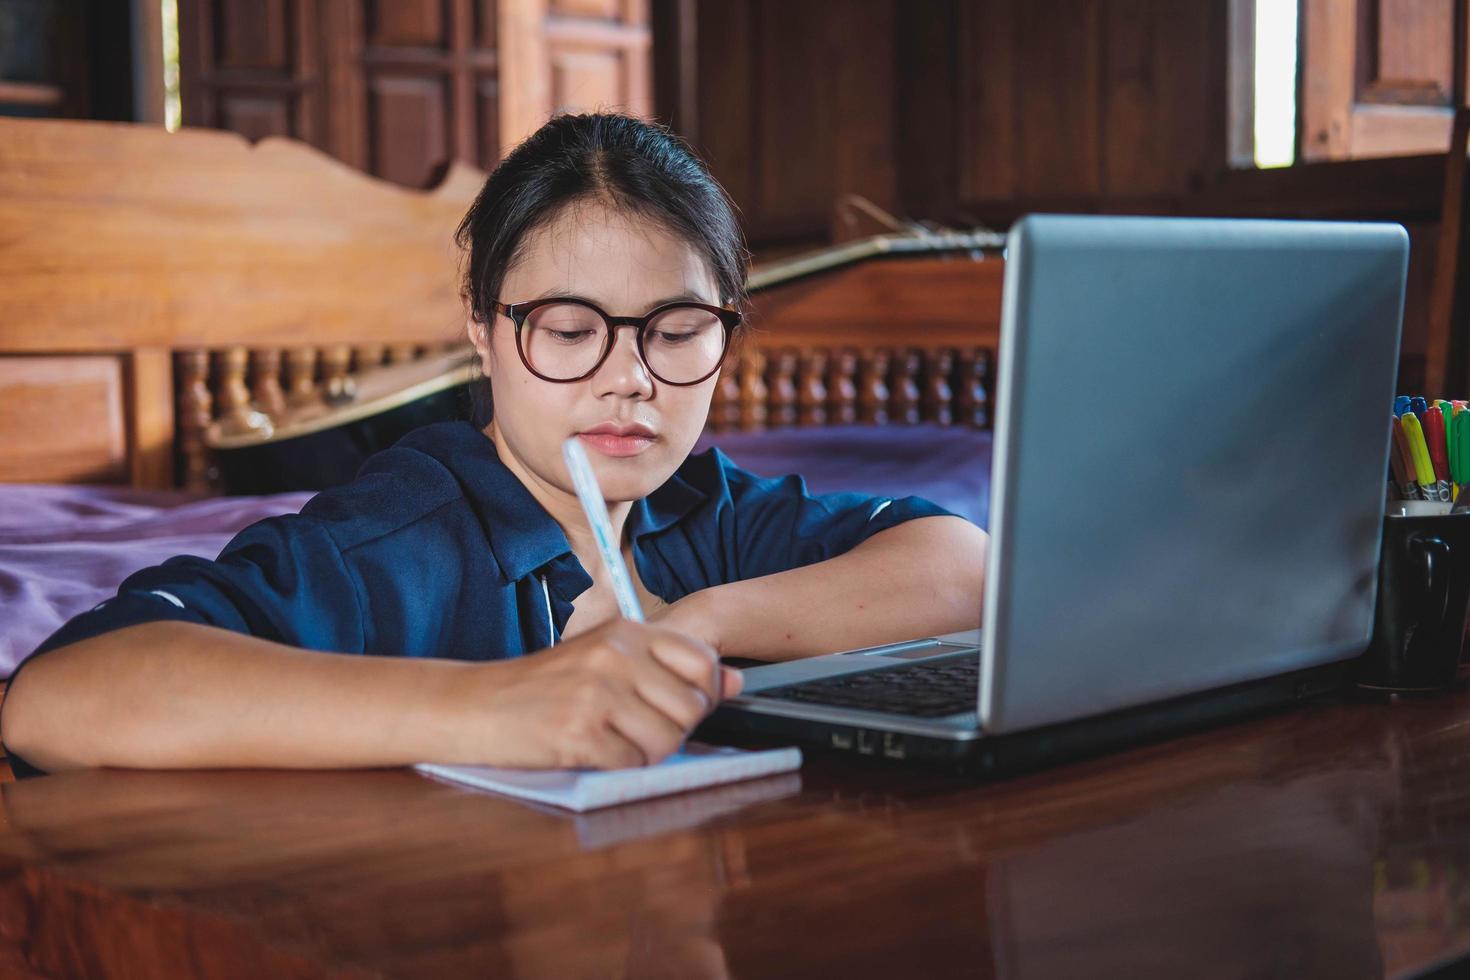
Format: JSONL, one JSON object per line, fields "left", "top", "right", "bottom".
{"left": 696, "top": 660, "right": 1351, "bottom": 777}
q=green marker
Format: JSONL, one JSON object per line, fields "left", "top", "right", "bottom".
{"left": 1455, "top": 410, "right": 1470, "bottom": 488}
{"left": 1450, "top": 410, "right": 1460, "bottom": 486}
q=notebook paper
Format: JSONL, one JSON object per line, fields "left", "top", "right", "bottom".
{"left": 415, "top": 742, "right": 802, "bottom": 812}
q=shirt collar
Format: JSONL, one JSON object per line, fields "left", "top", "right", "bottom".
{"left": 627, "top": 467, "right": 708, "bottom": 541}
{"left": 407, "top": 422, "right": 707, "bottom": 584}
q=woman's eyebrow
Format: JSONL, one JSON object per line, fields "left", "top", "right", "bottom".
{"left": 529, "top": 289, "right": 716, "bottom": 308}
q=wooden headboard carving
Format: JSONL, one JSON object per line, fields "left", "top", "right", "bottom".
{"left": 0, "top": 117, "right": 480, "bottom": 488}
{"left": 0, "top": 118, "right": 1003, "bottom": 492}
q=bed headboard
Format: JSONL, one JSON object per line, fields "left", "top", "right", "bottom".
{"left": 0, "top": 118, "right": 1003, "bottom": 492}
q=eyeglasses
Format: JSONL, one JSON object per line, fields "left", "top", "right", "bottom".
{"left": 493, "top": 297, "right": 741, "bottom": 386}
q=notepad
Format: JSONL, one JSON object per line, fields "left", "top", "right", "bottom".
{"left": 414, "top": 742, "right": 802, "bottom": 812}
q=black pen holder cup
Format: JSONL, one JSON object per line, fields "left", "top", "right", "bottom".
{"left": 1358, "top": 501, "right": 1470, "bottom": 693}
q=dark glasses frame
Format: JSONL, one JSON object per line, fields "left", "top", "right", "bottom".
{"left": 493, "top": 297, "right": 743, "bottom": 386}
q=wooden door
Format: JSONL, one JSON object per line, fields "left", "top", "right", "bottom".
{"left": 1301, "top": 0, "right": 1470, "bottom": 161}
{"left": 178, "top": 0, "right": 651, "bottom": 186}
{"left": 498, "top": 0, "right": 653, "bottom": 151}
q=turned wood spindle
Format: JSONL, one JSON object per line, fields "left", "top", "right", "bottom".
{"left": 320, "top": 345, "right": 355, "bottom": 404}
{"left": 977, "top": 348, "right": 994, "bottom": 427}
{"left": 829, "top": 348, "right": 859, "bottom": 425}
{"left": 739, "top": 348, "right": 768, "bottom": 431}
{"left": 285, "top": 347, "right": 321, "bottom": 408}
{"left": 176, "top": 349, "right": 213, "bottom": 491}
{"left": 955, "top": 347, "right": 992, "bottom": 429}
{"left": 248, "top": 348, "right": 287, "bottom": 421}
{"left": 923, "top": 348, "right": 955, "bottom": 425}
{"left": 767, "top": 348, "right": 798, "bottom": 428}
{"left": 213, "top": 347, "right": 261, "bottom": 434}
{"left": 891, "top": 348, "right": 922, "bottom": 425}
{"left": 797, "top": 349, "right": 828, "bottom": 427}
{"left": 858, "top": 349, "right": 891, "bottom": 425}
{"left": 353, "top": 345, "right": 386, "bottom": 373}
{"left": 711, "top": 358, "right": 740, "bottom": 432}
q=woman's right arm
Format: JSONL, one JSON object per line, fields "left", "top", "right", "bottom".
{"left": 0, "top": 618, "right": 741, "bottom": 774}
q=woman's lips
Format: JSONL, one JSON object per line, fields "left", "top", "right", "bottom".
{"left": 577, "top": 432, "right": 656, "bottom": 457}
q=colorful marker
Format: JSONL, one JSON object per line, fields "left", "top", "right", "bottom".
{"left": 1427, "top": 406, "right": 1451, "bottom": 482}
{"left": 1404, "top": 413, "right": 1450, "bottom": 501}
{"left": 1391, "top": 419, "right": 1421, "bottom": 500}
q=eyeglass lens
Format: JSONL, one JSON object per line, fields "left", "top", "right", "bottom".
{"left": 520, "top": 303, "right": 726, "bottom": 383}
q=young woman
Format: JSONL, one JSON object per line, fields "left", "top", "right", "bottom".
{"left": 0, "top": 113, "right": 987, "bottom": 777}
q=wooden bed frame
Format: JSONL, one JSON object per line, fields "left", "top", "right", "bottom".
{"left": 0, "top": 118, "right": 1004, "bottom": 492}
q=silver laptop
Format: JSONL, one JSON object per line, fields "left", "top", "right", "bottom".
{"left": 699, "top": 214, "right": 1409, "bottom": 772}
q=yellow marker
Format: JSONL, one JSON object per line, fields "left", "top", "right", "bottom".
{"left": 1402, "top": 414, "right": 1438, "bottom": 491}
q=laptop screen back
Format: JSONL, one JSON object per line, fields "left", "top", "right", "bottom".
{"left": 981, "top": 215, "right": 1408, "bottom": 732}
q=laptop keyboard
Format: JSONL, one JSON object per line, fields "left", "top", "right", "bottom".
{"left": 759, "top": 651, "right": 980, "bottom": 717}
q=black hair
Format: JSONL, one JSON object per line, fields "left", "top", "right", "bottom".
{"left": 454, "top": 112, "right": 749, "bottom": 424}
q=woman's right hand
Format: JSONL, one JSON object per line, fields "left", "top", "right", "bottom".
{"left": 439, "top": 619, "right": 744, "bottom": 770}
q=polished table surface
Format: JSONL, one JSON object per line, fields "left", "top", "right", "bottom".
{"left": 4, "top": 684, "right": 1470, "bottom": 979}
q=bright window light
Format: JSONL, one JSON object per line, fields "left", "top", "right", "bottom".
{"left": 1254, "top": 0, "right": 1298, "bottom": 168}
{"left": 162, "top": 0, "right": 180, "bottom": 132}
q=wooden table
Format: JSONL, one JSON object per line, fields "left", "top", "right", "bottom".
{"left": 3, "top": 684, "right": 1470, "bottom": 979}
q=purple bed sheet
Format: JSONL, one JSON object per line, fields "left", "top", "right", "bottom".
{"left": 1, "top": 424, "right": 990, "bottom": 676}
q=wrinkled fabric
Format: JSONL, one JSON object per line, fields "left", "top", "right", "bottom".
{"left": 0, "top": 486, "right": 313, "bottom": 676}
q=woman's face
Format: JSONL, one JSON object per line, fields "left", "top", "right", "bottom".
{"left": 468, "top": 198, "right": 726, "bottom": 504}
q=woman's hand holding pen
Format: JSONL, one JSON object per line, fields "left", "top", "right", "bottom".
{"left": 439, "top": 619, "right": 742, "bottom": 770}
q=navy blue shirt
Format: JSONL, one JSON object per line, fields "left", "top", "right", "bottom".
{"left": 5, "top": 421, "right": 953, "bottom": 776}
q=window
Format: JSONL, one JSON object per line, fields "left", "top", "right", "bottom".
{"left": 1255, "top": 0, "right": 1300, "bottom": 167}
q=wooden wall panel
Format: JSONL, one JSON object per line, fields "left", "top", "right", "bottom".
{"left": 1101, "top": 0, "right": 1223, "bottom": 201}
{"left": 367, "top": 0, "right": 445, "bottom": 45}
{"left": 691, "top": 0, "right": 753, "bottom": 214}
{"left": 679, "top": 0, "right": 1232, "bottom": 251}
{"left": 1015, "top": 1, "right": 1102, "bottom": 202}
{"left": 893, "top": 1, "right": 958, "bottom": 220}
{"left": 1103, "top": 0, "right": 1165, "bottom": 198}
{"left": 692, "top": 0, "right": 897, "bottom": 247}
{"left": 367, "top": 75, "right": 451, "bottom": 187}
{"left": 216, "top": 0, "right": 290, "bottom": 69}
{"left": 955, "top": 1, "right": 1017, "bottom": 205}
{"left": 827, "top": 0, "right": 897, "bottom": 243}
{"left": 754, "top": 0, "right": 842, "bottom": 238}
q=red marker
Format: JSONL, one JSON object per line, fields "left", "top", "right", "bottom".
{"left": 1426, "top": 405, "right": 1451, "bottom": 482}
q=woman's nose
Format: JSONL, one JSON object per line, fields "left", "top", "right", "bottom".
{"left": 592, "top": 328, "right": 654, "bottom": 398}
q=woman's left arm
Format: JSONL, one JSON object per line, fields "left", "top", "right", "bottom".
{"left": 657, "top": 516, "right": 988, "bottom": 662}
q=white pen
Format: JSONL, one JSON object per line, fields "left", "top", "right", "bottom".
{"left": 563, "top": 437, "right": 724, "bottom": 704}
{"left": 562, "top": 437, "right": 645, "bottom": 622}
